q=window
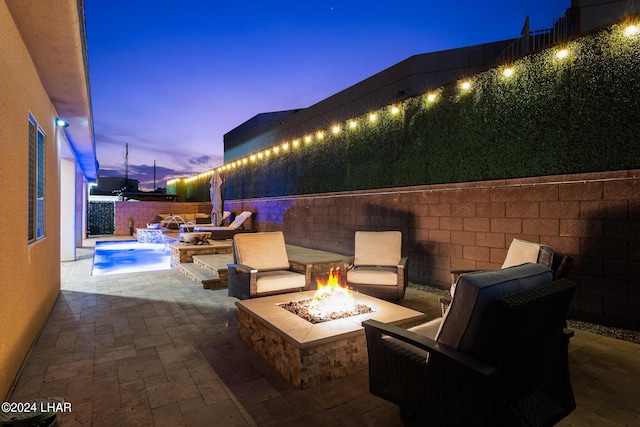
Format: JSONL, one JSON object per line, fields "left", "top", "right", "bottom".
{"left": 28, "top": 115, "right": 46, "bottom": 242}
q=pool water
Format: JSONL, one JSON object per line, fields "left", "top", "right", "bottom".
{"left": 92, "top": 240, "right": 173, "bottom": 276}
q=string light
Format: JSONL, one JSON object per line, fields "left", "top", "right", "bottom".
{"left": 188, "top": 22, "right": 635, "bottom": 177}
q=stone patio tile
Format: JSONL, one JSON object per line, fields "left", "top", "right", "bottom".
{"left": 94, "top": 344, "right": 137, "bottom": 364}
{"left": 151, "top": 403, "right": 187, "bottom": 427}
{"left": 117, "top": 356, "right": 165, "bottom": 381}
{"left": 157, "top": 344, "right": 201, "bottom": 366}
{"left": 65, "top": 375, "right": 120, "bottom": 405}
{"left": 146, "top": 379, "right": 200, "bottom": 409}
{"left": 268, "top": 397, "right": 338, "bottom": 426}
{"left": 57, "top": 400, "right": 93, "bottom": 427}
{"left": 360, "top": 403, "right": 404, "bottom": 427}
{"left": 119, "top": 379, "right": 147, "bottom": 405}
{"left": 38, "top": 378, "right": 69, "bottom": 398}
{"left": 44, "top": 358, "right": 93, "bottom": 382}
{"left": 196, "top": 380, "right": 233, "bottom": 406}
{"left": 133, "top": 333, "right": 173, "bottom": 350}
{"left": 226, "top": 378, "right": 280, "bottom": 407}
{"left": 93, "top": 360, "right": 118, "bottom": 380}
{"left": 178, "top": 396, "right": 249, "bottom": 427}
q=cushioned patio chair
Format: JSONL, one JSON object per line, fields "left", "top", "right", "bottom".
{"left": 345, "top": 231, "right": 408, "bottom": 300}
{"left": 442, "top": 238, "right": 572, "bottom": 314}
{"left": 451, "top": 238, "right": 554, "bottom": 285}
{"left": 363, "top": 263, "right": 577, "bottom": 426}
{"left": 227, "top": 231, "right": 312, "bottom": 300}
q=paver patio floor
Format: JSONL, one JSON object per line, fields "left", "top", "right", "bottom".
{"left": 6, "top": 244, "right": 640, "bottom": 426}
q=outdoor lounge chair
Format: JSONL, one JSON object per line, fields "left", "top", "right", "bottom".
{"left": 227, "top": 231, "right": 312, "bottom": 299}
{"left": 363, "top": 263, "right": 577, "bottom": 426}
{"left": 193, "top": 211, "right": 254, "bottom": 240}
{"left": 442, "top": 238, "right": 572, "bottom": 314}
{"left": 345, "top": 231, "right": 408, "bottom": 300}
{"left": 451, "top": 238, "right": 554, "bottom": 285}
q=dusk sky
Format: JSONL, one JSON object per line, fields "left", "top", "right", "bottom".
{"left": 85, "top": 1, "right": 568, "bottom": 190}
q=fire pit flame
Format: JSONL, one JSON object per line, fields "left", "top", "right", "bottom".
{"left": 308, "top": 269, "right": 357, "bottom": 318}
{"left": 278, "top": 269, "right": 373, "bottom": 324}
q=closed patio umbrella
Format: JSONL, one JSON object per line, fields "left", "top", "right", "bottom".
{"left": 210, "top": 170, "right": 223, "bottom": 225}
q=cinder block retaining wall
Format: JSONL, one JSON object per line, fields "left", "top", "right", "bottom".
{"left": 223, "top": 170, "right": 640, "bottom": 330}
{"left": 114, "top": 201, "right": 212, "bottom": 235}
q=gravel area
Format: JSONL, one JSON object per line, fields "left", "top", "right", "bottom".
{"left": 566, "top": 320, "right": 640, "bottom": 345}
{"left": 409, "top": 283, "right": 640, "bottom": 345}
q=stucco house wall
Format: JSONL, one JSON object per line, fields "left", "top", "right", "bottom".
{"left": 0, "top": 1, "right": 64, "bottom": 398}
{"left": 0, "top": 0, "right": 96, "bottom": 399}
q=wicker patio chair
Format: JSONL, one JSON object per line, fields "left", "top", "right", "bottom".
{"left": 363, "top": 268, "right": 576, "bottom": 427}
{"left": 344, "top": 231, "right": 408, "bottom": 300}
{"left": 440, "top": 252, "right": 574, "bottom": 315}
{"left": 441, "top": 239, "right": 573, "bottom": 315}
{"left": 450, "top": 238, "right": 554, "bottom": 284}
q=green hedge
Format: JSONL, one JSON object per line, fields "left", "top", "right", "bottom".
{"left": 224, "top": 23, "right": 640, "bottom": 200}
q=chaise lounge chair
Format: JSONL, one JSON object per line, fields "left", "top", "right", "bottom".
{"left": 193, "top": 211, "right": 254, "bottom": 240}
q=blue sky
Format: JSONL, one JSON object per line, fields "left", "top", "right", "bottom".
{"left": 85, "top": 1, "right": 569, "bottom": 190}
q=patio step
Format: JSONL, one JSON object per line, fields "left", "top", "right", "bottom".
{"left": 193, "top": 254, "right": 233, "bottom": 289}
{"left": 177, "top": 263, "right": 221, "bottom": 290}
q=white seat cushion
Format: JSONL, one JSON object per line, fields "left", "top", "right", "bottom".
{"left": 256, "top": 270, "right": 306, "bottom": 293}
{"left": 228, "top": 211, "right": 252, "bottom": 229}
{"left": 347, "top": 266, "right": 398, "bottom": 286}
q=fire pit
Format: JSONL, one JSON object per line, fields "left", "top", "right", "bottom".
{"left": 279, "top": 270, "right": 373, "bottom": 323}
{"left": 236, "top": 272, "right": 427, "bottom": 388}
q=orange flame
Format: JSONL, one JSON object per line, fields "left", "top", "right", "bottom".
{"left": 309, "top": 269, "right": 356, "bottom": 318}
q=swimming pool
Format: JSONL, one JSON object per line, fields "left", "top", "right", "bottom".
{"left": 92, "top": 240, "right": 173, "bottom": 276}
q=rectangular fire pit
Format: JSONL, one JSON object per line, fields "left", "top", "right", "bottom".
{"left": 236, "top": 291, "right": 427, "bottom": 389}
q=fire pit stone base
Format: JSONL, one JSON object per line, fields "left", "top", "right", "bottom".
{"left": 238, "top": 309, "right": 367, "bottom": 388}
{"left": 236, "top": 291, "right": 427, "bottom": 389}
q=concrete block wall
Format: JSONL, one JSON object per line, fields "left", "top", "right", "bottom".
{"left": 114, "top": 201, "right": 212, "bottom": 235}
{"left": 226, "top": 170, "right": 640, "bottom": 330}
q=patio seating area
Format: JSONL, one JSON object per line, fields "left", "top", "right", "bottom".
{"left": 5, "top": 243, "right": 640, "bottom": 426}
